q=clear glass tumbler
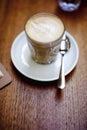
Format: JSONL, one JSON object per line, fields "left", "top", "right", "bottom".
{"left": 58, "top": 0, "right": 81, "bottom": 12}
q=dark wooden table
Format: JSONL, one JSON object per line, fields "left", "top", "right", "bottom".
{"left": 0, "top": 0, "right": 87, "bottom": 130}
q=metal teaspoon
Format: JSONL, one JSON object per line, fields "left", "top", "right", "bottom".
{"left": 58, "top": 35, "right": 70, "bottom": 89}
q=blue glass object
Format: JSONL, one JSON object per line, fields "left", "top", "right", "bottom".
{"left": 58, "top": 0, "right": 81, "bottom": 12}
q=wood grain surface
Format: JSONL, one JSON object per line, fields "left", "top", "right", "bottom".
{"left": 0, "top": 0, "right": 87, "bottom": 130}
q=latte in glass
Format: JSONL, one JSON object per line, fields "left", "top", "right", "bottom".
{"left": 25, "top": 13, "right": 65, "bottom": 64}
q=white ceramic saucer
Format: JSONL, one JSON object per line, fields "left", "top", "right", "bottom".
{"left": 11, "top": 31, "right": 79, "bottom": 82}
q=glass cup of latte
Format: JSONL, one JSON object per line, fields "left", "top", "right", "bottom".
{"left": 25, "top": 13, "right": 65, "bottom": 64}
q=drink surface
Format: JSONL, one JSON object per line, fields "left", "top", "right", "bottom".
{"left": 25, "top": 13, "right": 64, "bottom": 43}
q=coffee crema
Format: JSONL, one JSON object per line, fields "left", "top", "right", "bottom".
{"left": 25, "top": 13, "right": 64, "bottom": 44}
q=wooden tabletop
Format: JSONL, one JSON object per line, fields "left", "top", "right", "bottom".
{"left": 0, "top": 0, "right": 87, "bottom": 130}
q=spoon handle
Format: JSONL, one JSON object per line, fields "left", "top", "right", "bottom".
{"left": 58, "top": 54, "right": 65, "bottom": 89}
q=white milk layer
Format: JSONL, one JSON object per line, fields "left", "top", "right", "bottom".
{"left": 25, "top": 14, "right": 64, "bottom": 43}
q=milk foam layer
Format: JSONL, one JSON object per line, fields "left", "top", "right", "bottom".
{"left": 25, "top": 14, "right": 64, "bottom": 43}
